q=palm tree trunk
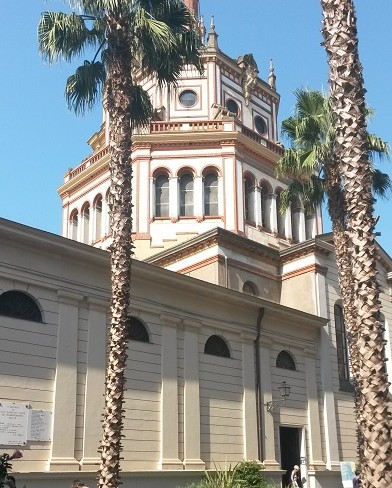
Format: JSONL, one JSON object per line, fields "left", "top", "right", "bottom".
{"left": 321, "top": 0, "right": 392, "bottom": 485}
{"left": 98, "top": 15, "right": 133, "bottom": 488}
{"left": 325, "top": 164, "right": 364, "bottom": 464}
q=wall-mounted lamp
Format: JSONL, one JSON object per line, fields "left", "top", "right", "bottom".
{"left": 265, "top": 381, "right": 291, "bottom": 413}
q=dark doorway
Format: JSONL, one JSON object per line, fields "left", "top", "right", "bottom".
{"left": 279, "top": 426, "right": 302, "bottom": 487}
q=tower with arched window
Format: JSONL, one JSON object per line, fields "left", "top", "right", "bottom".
{"left": 58, "top": 2, "right": 321, "bottom": 258}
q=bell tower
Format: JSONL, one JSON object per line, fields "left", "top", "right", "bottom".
{"left": 184, "top": 0, "right": 199, "bottom": 16}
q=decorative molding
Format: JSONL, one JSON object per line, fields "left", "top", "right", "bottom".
{"left": 87, "top": 297, "right": 109, "bottom": 311}
{"left": 282, "top": 263, "right": 328, "bottom": 281}
{"left": 160, "top": 313, "right": 181, "bottom": 328}
{"left": 178, "top": 255, "right": 219, "bottom": 275}
{"left": 182, "top": 318, "right": 202, "bottom": 331}
{"left": 57, "top": 290, "right": 84, "bottom": 304}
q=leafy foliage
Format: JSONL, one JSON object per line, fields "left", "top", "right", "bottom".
{"left": 38, "top": 0, "right": 203, "bottom": 116}
{"left": 177, "top": 461, "right": 279, "bottom": 488}
{"left": 0, "top": 450, "right": 22, "bottom": 488}
{"left": 277, "top": 89, "right": 391, "bottom": 213}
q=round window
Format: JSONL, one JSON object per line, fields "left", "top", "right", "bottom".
{"left": 179, "top": 90, "right": 198, "bottom": 107}
{"left": 226, "top": 99, "right": 239, "bottom": 116}
{"left": 254, "top": 116, "right": 267, "bottom": 135}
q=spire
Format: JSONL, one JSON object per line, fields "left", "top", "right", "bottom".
{"left": 207, "top": 15, "right": 218, "bottom": 49}
{"left": 268, "top": 59, "right": 276, "bottom": 90}
{"left": 183, "top": 0, "right": 199, "bottom": 17}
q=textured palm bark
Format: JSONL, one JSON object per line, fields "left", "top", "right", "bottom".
{"left": 321, "top": 1, "right": 392, "bottom": 485}
{"left": 98, "top": 14, "right": 133, "bottom": 488}
{"left": 325, "top": 164, "right": 364, "bottom": 463}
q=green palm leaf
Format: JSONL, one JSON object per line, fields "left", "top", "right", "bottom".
{"left": 65, "top": 60, "right": 105, "bottom": 113}
{"left": 38, "top": 11, "right": 101, "bottom": 63}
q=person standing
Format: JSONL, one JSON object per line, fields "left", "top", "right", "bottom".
{"left": 353, "top": 470, "right": 361, "bottom": 488}
{"left": 290, "top": 465, "right": 300, "bottom": 487}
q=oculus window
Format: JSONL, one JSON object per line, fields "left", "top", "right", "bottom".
{"left": 226, "top": 99, "right": 239, "bottom": 116}
{"left": 254, "top": 115, "right": 267, "bottom": 135}
{"left": 179, "top": 90, "right": 198, "bottom": 108}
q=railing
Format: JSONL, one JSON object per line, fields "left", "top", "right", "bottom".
{"left": 65, "top": 120, "right": 283, "bottom": 182}
{"left": 150, "top": 120, "right": 226, "bottom": 132}
{"left": 65, "top": 146, "right": 109, "bottom": 181}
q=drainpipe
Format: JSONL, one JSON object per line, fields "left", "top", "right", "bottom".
{"left": 255, "top": 307, "right": 265, "bottom": 461}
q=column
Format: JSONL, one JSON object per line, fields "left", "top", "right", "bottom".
{"left": 159, "top": 314, "right": 182, "bottom": 469}
{"left": 298, "top": 208, "right": 306, "bottom": 242}
{"left": 183, "top": 320, "right": 204, "bottom": 470}
{"left": 169, "top": 177, "right": 179, "bottom": 219}
{"left": 242, "top": 333, "right": 258, "bottom": 460}
{"left": 218, "top": 175, "right": 224, "bottom": 218}
{"left": 254, "top": 187, "right": 262, "bottom": 227}
{"left": 81, "top": 298, "right": 108, "bottom": 469}
{"left": 194, "top": 176, "right": 203, "bottom": 218}
{"left": 286, "top": 206, "right": 293, "bottom": 241}
{"left": 259, "top": 338, "right": 280, "bottom": 468}
{"left": 304, "top": 348, "right": 325, "bottom": 470}
{"left": 150, "top": 177, "right": 155, "bottom": 219}
{"left": 269, "top": 194, "right": 278, "bottom": 234}
{"left": 50, "top": 291, "right": 83, "bottom": 470}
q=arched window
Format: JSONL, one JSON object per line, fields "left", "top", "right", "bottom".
{"left": 0, "top": 291, "right": 42, "bottom": 323}
{"left": 335, "top": 304, "right": 352, "bottom": 391}
{"left": 155, "top": 174, "right": 170, "bottom": 217}
{"left": 276, "top": 351, "right": 296, "bottom": 370}
{"left": 69, "top": 209, "right": 78, "bottom": 240}
{"left": 127, "top": 316, "right": 149, "bottom": 343}
{"left": 204, "top": 335, "right": 231, "bottom": 358}
{"left": 244, "top": 176, "right": 255, "bottom": 223}
{"left": 94, "top": 195, "right": 103, "bottom": 241}
{"left": 275, "top": 189, "right": 286, "bottom": 237}
{"left": 179, "top": 173, "right": 194, "bottom": 216}
{"left": 260, "top": 181, "right": 272, "bottom": 231}
{"left": 291, "top": 196, "right": 302, "bottom": 243}
{"left": 242, "top": 281, "right": 258, "bottom": 297}
{"left": 81, "top": 202, "right": 90, "bottom": 244}
{"left": 204, "top": 172, "right": 219, "bottom": 216}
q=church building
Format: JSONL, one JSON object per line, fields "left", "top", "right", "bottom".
{"left": 0, "top": 1, "right": 391, "bottom": 488}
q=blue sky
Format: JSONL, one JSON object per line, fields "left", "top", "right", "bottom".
{"left": 1, "top": 0, "right": 391, "bottom": 255}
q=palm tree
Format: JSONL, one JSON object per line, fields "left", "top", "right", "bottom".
{"left": 277, "top": 88, "right": 391, "bottom": 480}
{"left": 320, "top": 1, "right": 392, "bottom": 486}
{"left": 38, "top": 2, "right": 202, "bottom": 487}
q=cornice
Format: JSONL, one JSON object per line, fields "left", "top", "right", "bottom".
{"left": 145, "top": 227, "right": 280, "bottom": 269}
{"left": 282, "top": 263, "right": 328, "bottom": 281}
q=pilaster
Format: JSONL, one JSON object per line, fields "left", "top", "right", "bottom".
{"left": 50, "top": 291, "right": 83, "bottom": 470}
{"left": 315, "top": 273, "right": 340, "bottom": 470}
{"left": 304, "top": 348, "right": 325, "bottom": 470}
{"left": 183, "top": 320, "right": 204, "bottom": 470}
{"left": 81, "top": 297, "right": 108, "bottom": 469}
{"left": 159, "top": 314, "right": 182, "bottom": 470}
{"left": 242, "top": 333, "right": 258, "bottom": 460}
{"left": 259, "top": 337, "right": 279, "bottom": 468}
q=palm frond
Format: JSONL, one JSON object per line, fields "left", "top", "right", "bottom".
{"left": 278, "top": 176, "right": 325, "bottom": 213}
{"left": 130, "top": 85, "right": 154, "bottom": 128}
{"left": 65, "top": 60, "right": 106, "bottom": 114}
{"left": 38, "top": 11, "right": 100, "bottom": 63}
{"left": 371, "top": 169, "right": 392, "bottom": 199}
{"left": 368, "top": 133, "right": 390, "bottom": 161}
